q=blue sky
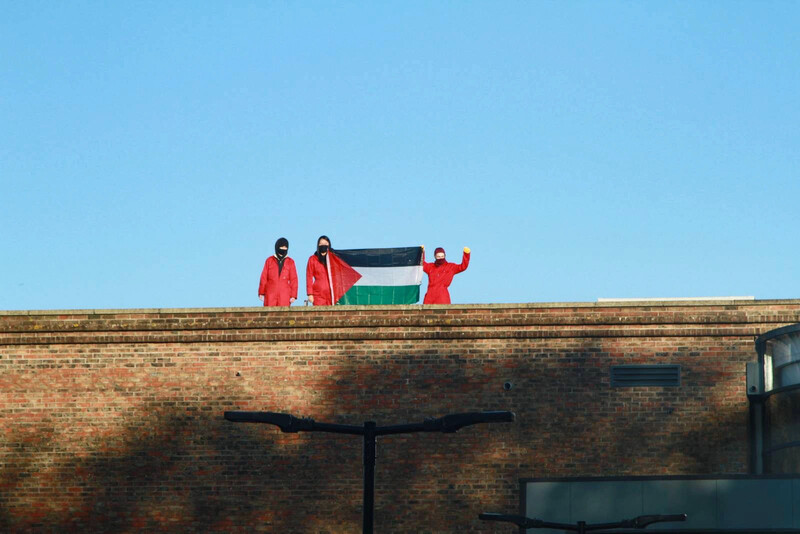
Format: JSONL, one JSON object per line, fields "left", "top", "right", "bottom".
{"left": 2, "top": 1, "right": 798, "bottom": 310}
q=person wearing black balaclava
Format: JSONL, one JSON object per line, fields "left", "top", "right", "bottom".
{"left": 258, "top": 237, "right": 298, "bottom": 306}
{"left": 306, "top": 235, "right": 332, "bottom": 305}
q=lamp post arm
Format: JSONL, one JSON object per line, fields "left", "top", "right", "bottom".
{"left": 629, "top": 514, "right": 687, "bottom": 528}
{"left": 479, "top": 512, "right": 687, "bottom": 531}
{"left": 591, "top": 514, "right": 687, "bottom": 530}
{"left": 225, "top": 410, "right": 515, "bottom": 435}
{"left": 224, "top": 411, "right": 364, "bottom": 435}
{"left": 374, "top": 411, "right": 515, "bottom": 436}
{"left": 427, "top": 411, "right": 515, "bottom": 433}
{"left": 224, "top": 411, "right": 313, "bottom": 432}
{"left": 311, "top": 421, "right": 365, "bottom": 435}
{"left": 478, "top": 513, "right": 547, "bottom": 529}
{"left": 375, "top": 422, "right": 427, "bottom": 436}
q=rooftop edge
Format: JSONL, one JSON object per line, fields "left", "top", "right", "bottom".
{"left": 1, "top": 298, "right": 799, "bottom": 316}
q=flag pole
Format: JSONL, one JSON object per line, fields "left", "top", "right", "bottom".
{"left": 325, "top": 252, "right": 335, "bottom": 305}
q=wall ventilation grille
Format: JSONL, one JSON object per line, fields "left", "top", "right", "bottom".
{"left": 610, "top": 365, "right": 681, "bottom": 387}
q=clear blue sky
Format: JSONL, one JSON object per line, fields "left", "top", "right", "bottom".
{"left": 2, "top": 1, "right": 798, "bottom": 310}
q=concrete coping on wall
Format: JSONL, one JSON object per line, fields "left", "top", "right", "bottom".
{"left": 2, "top": 298, "right": 800, "bottom": 316}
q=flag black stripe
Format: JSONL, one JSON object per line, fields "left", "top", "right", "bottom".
{"left": 333, "top": 247, "right": 422, "bottom": 268}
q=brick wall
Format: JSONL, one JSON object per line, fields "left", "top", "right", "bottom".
{"left": 2, "top": 300, "right": 799, "bottom": 532}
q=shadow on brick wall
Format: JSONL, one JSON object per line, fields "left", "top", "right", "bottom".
{"left": 2, "top": 406, "right": 388, "bottom": 531}
{"left": 0, "top": 334, "right": 749, "bottom": 532}
{"left": 0, "top": 348, "right": 516, "bottom": 532}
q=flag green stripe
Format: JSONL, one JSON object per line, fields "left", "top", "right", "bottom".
{"left": 337, "top": 285, "right": 420, "bottom": 305}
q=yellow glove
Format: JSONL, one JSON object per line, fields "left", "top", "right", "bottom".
{"left": 463, "top": 246, "right": 471, "bottom": 254}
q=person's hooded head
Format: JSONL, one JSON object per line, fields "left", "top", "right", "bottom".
{"left": 434, "top": 247, "right": 446, "bottom": 266}
{"left": 275, "top": 237, "right": 289, "bottom": 259}
{"left": 316, "top": 235, "right": 331, "bottom": 264}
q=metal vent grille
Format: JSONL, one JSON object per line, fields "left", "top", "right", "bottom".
{"left": 610, "top": 365, "right": 681, "bottom": 387}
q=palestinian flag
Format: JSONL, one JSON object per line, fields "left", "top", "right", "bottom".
{"left": 325, "top": 247, "right": 423, "bottom": 305}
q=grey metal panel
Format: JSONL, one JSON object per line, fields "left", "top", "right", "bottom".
{"left": 568, "top": 481, "right": 642, "bottom": 523}
{"left": 794, "top": 478, "right": 800, "bottom": 528}
{"left": 747, "top": 361, "right": 764, "bottom": 396}
{"left": 777, "top": 361, "right": 800, "bottom": 388}
{"left": 525, "top": 477, "right": 800, "bottom": 531}
{"left": 642, "top": 479, "right": 717, "bottom": 530}
{"left": 716, "top": 478, "right": 794, "bottom": 528}
{"left": 525, "top": 482, "right": 571, "bottom": 534}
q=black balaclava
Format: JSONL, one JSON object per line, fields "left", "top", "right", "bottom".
{"left": 434, "top": 247, "right": 446, "bottom": 266}
{"left": 315, "top": 235, "right": 331, "bottom": 266}
{"left": 275, "top": 237, "right": 289, "bottom": 274}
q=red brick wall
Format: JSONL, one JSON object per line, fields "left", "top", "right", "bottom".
{"left": 2, "top": 300, "right": 799, "bottom": 532}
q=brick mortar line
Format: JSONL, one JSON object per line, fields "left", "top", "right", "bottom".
{"left": 4, "top": 299, "right": 799, "bottom": 317}
{"left": 0, "top": 326, "right": 770, "bottom": 346}
{"left": 1, "top": 315, "right": 798, "bottom": 335}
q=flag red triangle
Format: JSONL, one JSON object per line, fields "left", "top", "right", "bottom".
{"left": 327, "top": 252, "right": 362, "bottom": 304}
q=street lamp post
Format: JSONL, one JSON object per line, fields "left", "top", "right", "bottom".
{"left": 479, "top": 512, "right": 687, "bottom": 533}
{"left": 225, "top": 410, "right": 515, "bottom": 533}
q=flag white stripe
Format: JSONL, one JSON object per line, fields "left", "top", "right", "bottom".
{"left": 353, "top": 266, "right": 422, "bottom": 287}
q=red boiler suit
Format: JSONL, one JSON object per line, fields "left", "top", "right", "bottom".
{"left": 306, "top": 254, "right": 332, "bottom": 306}
{"left": 258, "top": 256, "right": 298, "bottom": 306}
{"left": 422, "top": 251, "right": 470, "bottom": 304}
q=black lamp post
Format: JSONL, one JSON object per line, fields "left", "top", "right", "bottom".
{"left": 225, "top": 410, "right": 515, "bottom": 533}
{"left": 479, "top": 512, "right": 687, "bottom": 533}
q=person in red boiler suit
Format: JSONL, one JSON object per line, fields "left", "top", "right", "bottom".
{"left": 306, "top": 235, "right": 332, "bottom": 306}
{"left": 422, "top": 246, "right": 471, "bottom": 304}
{"left": 258, "top": 237, "right": 298, "bottom": 306}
